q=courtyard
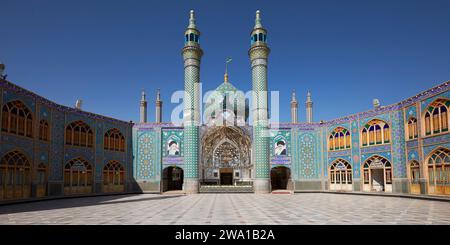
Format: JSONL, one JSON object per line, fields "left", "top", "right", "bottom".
{"left": 0, "top": 193, "right": 449, "bottom": 225}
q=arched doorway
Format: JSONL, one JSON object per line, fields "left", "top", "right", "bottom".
{"left": 201, "top": 126, "right": 252, "bottom": 186}
{"left": 0, "top": 150, "right": 32, "bottom": 200}
{"left": 362, "top": 155, "right": 392, "bottom": 192}
{"left": 329, "top": 159, "right": 352, "bottom": 191}
{"left": 426, "top": 148, "right": 450, "bottom": 195}
{"left": 270, "top": 166, "right": 290, "bottom": 191}
{"left": 162, "top": 166, "right": 184, "bottom": 192}
{"left": 103, "top": 161, "right": 125, "bottom": 193}
{"left": 408, "top": 160, "right": 421, "bottom": 194}
{"left": 64, "top": 157, "right": 93, "bottom": 195}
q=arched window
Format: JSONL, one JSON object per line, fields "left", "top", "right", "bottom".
{"left": 189, "top": 33, "right": 194, "bottom": 42}
{"left": 0, "top": 151, "right": 31, "bottom": 200}
{"left": 258, "top": 33, "right": 263, "bottom": 41}
{"left": 361, "top": 119, "right": 390, "bottom": 147}
{"left": 424, "top": 99, "right": 449, "bottom": 136}
{"left": 36, "top": 163, "right": 47, "bottom": 197}
{"left": 103, "top": 161, "right": 125, "bottom": 193}
{"left": 426, "top": 148, "right": 450, "bottom": 195}
{"left": 329, "top": 159, "right": 352, "bottom": 191}
{"left": 407, "top": 117, "right": 418, "bottom": 140}
{"left": 1, "top": 101, "right": 33, "bottom": 138}
{"left": 104, "top": 128, "right": 125, "bottom": 152}
{"left": 64, "top": 157, "right": 92, "bottom": 195}
{"left": 328, "top": 127, "right": 351, "bottom": 151}
{"left": 39, "top": 119, "right": 50, "bottom": 141}
{"left": 65, "top": 121, "right": 94, "bottom": 147}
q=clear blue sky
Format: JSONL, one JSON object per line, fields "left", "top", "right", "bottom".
{"left": 1, "top": 0, "right": 450, "bottom": 123}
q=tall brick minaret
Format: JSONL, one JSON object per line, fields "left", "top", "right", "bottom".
{"left": 182, "top": 10, "right": 203, "bottom": 193}
{"left": 249, "top": 10, "right": 271, "bottom": 193}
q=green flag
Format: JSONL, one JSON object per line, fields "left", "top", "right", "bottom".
{"left": 226, "top": 57, "right": 232, "bottom": 63}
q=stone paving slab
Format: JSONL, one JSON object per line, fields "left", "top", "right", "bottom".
{"left": 0, "top": 193, "right": 449, "bottom": 225}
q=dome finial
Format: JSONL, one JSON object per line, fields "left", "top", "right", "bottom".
{"left": 141, "top": 89, "right": 146, "bottom": 101}
{"left": 156, "top": 88, "right": 161, "bottom": 101}
{"left": 188, "top": 10, "right": 196, "bottom": 29}
{"left": 254, "top": 10, "right": 262, "bottom": 29}
{"left": 224, "top": 57, "right": 232, "bottom": 83}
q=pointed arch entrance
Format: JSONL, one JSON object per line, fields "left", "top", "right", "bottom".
{"left": 200, "top": 126, "right": 252, "bottom": 186}
{"left": 270, "top": 166, "right": 291, "bottom": 191}
{"left": 0, "top": 150, "right": 32, "bottom": 200}
{"left": 408, "top": 160, "right": 421, "bottom": 194}
{"left": 426, "top": 147, "right": 450, "bottom": 195}
{"left": 329, "top": 159, "right": 352, "bottom": 191}
{"left": 362, "top": 155, "right": 392, "bottom": 192}
{"left": 162, "top": 166, "right": 184, "bottom": 192}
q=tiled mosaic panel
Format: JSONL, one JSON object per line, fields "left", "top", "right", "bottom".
{"left": 424, "top": 142, "right": 450, "bottom": 159}
{"left": 184, "top": 125, "right": 199, "bottom": 178}
{"left": 407, "top": 149, "right": 419, "bottom": 162}
{"left": 183, "top": 45, "right": 201, "bottom": 180}
{"left": 422, "top": 89, "right": 450, "bottom": 110}
{"left": 135, "top": 130, "right": 159, "bottom": 180}
{"left": 254, "top": 124, "right": 270, "bottom": 178}
{"left": 391, "top": 110, "right": 407, "bottom": 178}
{"left": 3, "top": 90, "right": 36, "bottom": 113}
{"left": 49, "top": 110, "right": 65, "bottom": 181}
{"left": 298, "top": 132, "right": 318, "bottom": 179}
{"left": 361, "top": 151, "right": 392, "bottom": 164}
{"left": 351, "top": 120, "right": 361, "bottom": 178}
{"left": 405, "top": 105, "right": 417, "bottom": 119}
{"left": 360, "top": 113, "right": 390, "bottom": 128}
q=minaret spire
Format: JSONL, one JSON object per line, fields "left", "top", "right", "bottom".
{"left": 157, "top": 88, "right": 161, "bottom": 101}
{"left": 306, "top": 90, "right": 313, "bottom": 123}
{"left": 0, "top": 62, "right": 5, "bottom": 79}
{"left": 188, "top": 10, "right": 196, "bottom": 29}
{"left": 291, "top": 89, "right": 298, "bottom": 123}
{"left": 140, "top": 90, "right": 147, "bottom": 123}
{"left": 254, "top": 10, "right": 263, "bottom": 29}
{"left": 155, "top": 88, "right": 162, "bottom": 123}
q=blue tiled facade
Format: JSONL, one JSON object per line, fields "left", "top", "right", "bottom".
{"left": 132, "top": 81, "right": 450, "bottom": 195}
{"left": 0, "top": 79, "right": 133, "bottom": 201}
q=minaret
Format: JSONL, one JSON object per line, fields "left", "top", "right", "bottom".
{"left": 155, "top": 89, "right": 162, "bottom": 123}
{"left": 291, "top": 90, "right": 298, "bottom": 123}
{"left": 249, "top": 10, "right": 271, "bottom": 193}
{"left": 182, "top": 10, "right": 203, "bottom": 193}
{"left": 0, "top": 62, "right": 5, "bottom": 79}
{"left": 75, "top": 99, "right": 83, "bottom": 110}
{"left": 306, "top": 90, "right": 313, "bottom": 123}
{"left": 139, "top": 90, "right": 147, "bottom": 123}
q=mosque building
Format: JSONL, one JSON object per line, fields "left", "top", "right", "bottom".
{"left": 1, "top": 10, "right": 449, "bottom": 203}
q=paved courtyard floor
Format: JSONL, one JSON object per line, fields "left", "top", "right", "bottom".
{"left": 0, "top": 193, "right": 449, "bottom": 225}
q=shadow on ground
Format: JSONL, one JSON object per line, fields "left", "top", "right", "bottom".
{"left": 0, "top": 194, "right": 183, "bottom": 215}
